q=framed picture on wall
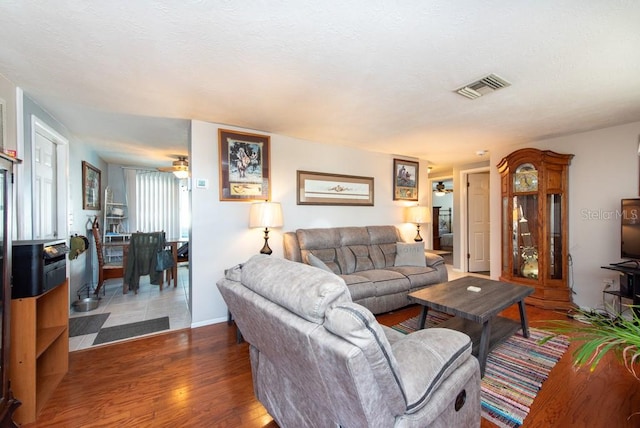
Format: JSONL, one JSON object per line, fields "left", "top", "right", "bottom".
{"left": 393, "top": 158, "right": 419, "bottom": 201}
{"left": 218, "top": 129, "right": 271, "bottom": 201}
{"left": 82, "top": 161, "right": 101, "bottom": 210}
{"left": 297, "top": 170, "right": 374, "bottom": 206}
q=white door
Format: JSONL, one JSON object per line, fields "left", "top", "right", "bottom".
{"left": 467, "top": 172, "right": 490, "bottom": 272}
{"left": 34, "top": 129, "right": 57, "bottom": 239}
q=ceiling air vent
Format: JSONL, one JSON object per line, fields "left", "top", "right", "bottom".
{"left": 455, "top": 73, "right": 511, "bottom": 100}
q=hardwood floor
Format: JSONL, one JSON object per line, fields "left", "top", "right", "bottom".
{"left": 23, "top": 304, "right": 640, "bottom": 427}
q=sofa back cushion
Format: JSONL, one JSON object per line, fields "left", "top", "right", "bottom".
{"left": 295, "top": 226, "right": 403, "bottom": 275}
{"left": 324, "top": 302, "right": 406, "bottom": 413}
{"left": 241, "top": 254, "right": 350, "bottom": 324}
{"left": 297, "top": 228, "right": 344, "bottom": 274}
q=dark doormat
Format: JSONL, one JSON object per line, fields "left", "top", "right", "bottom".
{"left": 69, "top": 313, "right": 110, "bottom": 337}
{"left": 93, "top": 316, "right": 170, "bottom": 345}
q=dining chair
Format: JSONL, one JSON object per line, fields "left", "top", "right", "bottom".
{"left": 91, "top": 217, "right": 127, "bottom": 295}
{"left": 124, "top": 231, "right": 173, "bottom": 294}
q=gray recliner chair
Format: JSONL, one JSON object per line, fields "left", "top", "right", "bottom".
{"left": 217, "top": 255, "right": 480, "bottom": 427}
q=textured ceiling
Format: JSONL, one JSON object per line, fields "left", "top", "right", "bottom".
{"left": 0, "top": 1, "right": 639, "bottom": 168}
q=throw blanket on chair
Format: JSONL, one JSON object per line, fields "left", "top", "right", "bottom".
{"left": 124, "top": 232, "right": 165, "bottom": 292}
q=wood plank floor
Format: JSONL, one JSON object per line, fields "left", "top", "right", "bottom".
{"left": 23, "top": 304, "right": 640, "bottom": 427}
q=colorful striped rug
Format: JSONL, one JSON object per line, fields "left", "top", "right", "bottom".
{"left": 392, "top": 314, "right": 569, "bottom": 428}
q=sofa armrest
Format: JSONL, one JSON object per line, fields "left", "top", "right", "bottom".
{"left": 425, "top": 252, "right": 445, "bottom": 267}
{"left": 391, "top": 328, "right": 473, "bottom": 414}
{"left": 283, "top": 231, "right": 302, "bottom": 262}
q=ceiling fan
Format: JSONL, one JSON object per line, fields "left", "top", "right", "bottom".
{"left": 158, "top": 156, "right": 189, "bottom": 178}
{"left": 433, "top": 181, "right": 453, "bottom": 196}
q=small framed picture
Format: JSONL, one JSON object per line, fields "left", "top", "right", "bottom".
{"left": 82, "top": 161, "right": 101, "bottom": 210}
{"left": 393, "top": 159, "right": 419, "bottom": 201}
{"left": 219, "top": 129, "right": 270, "bottom": 201}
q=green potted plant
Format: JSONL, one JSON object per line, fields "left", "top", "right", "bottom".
{"left": 541, "top": 306, "right": 640, "bottom": 378}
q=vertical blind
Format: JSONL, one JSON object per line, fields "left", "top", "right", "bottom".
{"left": 124, "top": 170, "right": 180, "bottom": 239}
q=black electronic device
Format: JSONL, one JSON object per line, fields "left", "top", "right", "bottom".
{"left": 621, "top": 198, "right": 640, "bottom": 261}
{"left": 12, "top": 239, "right": 69, "bottom": 298}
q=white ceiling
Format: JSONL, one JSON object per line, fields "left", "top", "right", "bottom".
{"left": 1, "top": 1, "right": 639, "bottom": 169}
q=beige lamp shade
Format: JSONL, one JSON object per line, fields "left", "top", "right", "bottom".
{"left": 405, "top": 206, "right": 431, "bottom": 224}
{"left": 249, "top": 202, "right": 284, "bottom": 228}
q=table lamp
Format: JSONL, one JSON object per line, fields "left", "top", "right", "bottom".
{"left": 405, "top": 206, "right": 431, "bottom": 242}
{"left": 249, "top": 201, "right": 283, "bottom": 255}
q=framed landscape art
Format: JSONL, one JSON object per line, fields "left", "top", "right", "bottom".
{"left": 218, "top": 129, "right": 271, "bottom": 201}
{"left": 297, "top": 170, "right": 374, "bottom": 206}
{"left": 393, "top": 158, "right": 419, "bottom": 201}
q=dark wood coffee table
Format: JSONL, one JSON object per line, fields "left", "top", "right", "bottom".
{"left": 408, "top": 276, "right": 534, "bottom": 377}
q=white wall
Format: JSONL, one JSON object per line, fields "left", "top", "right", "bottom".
{"left": 190, "top": 120, "right": 429, "bottom": 325}
{"left": 0, "top": 74, "right": 17, "bottom": 152}
{"left": 192, "top": 119, "right": 640, "bottom": 324}
{"left": 490, "top": 121, "right": 640, "bottom": 310}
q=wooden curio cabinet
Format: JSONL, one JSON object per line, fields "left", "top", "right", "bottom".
{"left": 497, "top": 148, "right": 574, "bottom": 310}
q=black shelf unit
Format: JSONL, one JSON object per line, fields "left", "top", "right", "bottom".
{"left": 601, "top": 262, "right": 640, "bottom": 316}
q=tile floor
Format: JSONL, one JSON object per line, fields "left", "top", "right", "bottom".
{"left": 69, "top": 265, "right": 191, "bottom": 351}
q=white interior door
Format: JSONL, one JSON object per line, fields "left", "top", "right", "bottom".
{"left": 34, "top": 129, "right": 57, "bottom": 239}
{"left": 467, "top": 172, "right": 490, "bottom": 272}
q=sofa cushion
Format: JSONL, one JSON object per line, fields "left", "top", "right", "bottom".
{"left": 377, "top": 242, "right": 398, "bottom": 268}
{"left": 386, "top": 265, "right": 438, "bottom": 289}
{"left": 340, "top": 274, "right": 375, "bottom": 301}
{"left": 394, "top": 242, "right": 426, "bottom": 267}
{"left": 324, "top": 302, "right": 406, "bottom": 410}
{"left": 241, "top": 254, "right": 351, "bottom": 324}
{"left": 339, "top": 227, "right": 372, "bottom": 246}
{"left": 391, "top": 328, "right": 472, "bottom": 414}
{"left": 341, "top": 245, "right": 375, "bottom": 273}
{"left": 304, "top": 249, "right": 342, "bottom": 274}
{"left": 297, "top": 228, "right": 344, "bottom": 274}
{"left": 297, "top": 227, "right": 342, "bottom": 249}
{"left": 367, "top": 225, "right": 401, "bottom": 245}
{"left": 354, "top": 269, "right": 411, "bottom": 296}
{"left": 306, "top": 253, "right": 334, "bottom": 273}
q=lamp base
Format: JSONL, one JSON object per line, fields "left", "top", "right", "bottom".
{"left": 414, "top": 224, "right": 423, "bottom": 242}
{"left": 260, "top": 227, "right": 273, "bottom": 255}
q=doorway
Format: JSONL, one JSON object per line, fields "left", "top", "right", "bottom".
{"left": 31, "top": 117, "right": 68, "bottom": 240}
{"left": 430, "top": 177, "right": 454, "bottom": 265}
{"left": 467, "top": 172, "right": 490, "bottom": 273}
{"left": 454, "top": 167, "right": 491, "bottom": 274}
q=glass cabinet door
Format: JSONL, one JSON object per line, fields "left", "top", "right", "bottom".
{"left": 502, "top": 197, "right": 509, "bottom": 274}
{"left": 548, "top": 194, "right": 563, "bottom": 280}
{"left": 512, "top": 194, "right": 539, "bottom": 279}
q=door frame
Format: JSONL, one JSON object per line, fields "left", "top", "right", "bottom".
{"left": 30, "top": 116, "right": 69, "bottom": 240}
{"left": 458, "top": 166, "right": 490, "bottom": 273}
{"left": 428, "top": 175, "right": 453, "bottom": 251}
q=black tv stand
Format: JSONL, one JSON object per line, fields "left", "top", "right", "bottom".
{"left": 601, "top": 262, "right": 640, "bottom": 316}
{"left": 610, "top": 259, "right": 640, "bottom": 268}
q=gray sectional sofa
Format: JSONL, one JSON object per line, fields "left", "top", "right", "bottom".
{"left": 217, "top": 255, "right": 480, "bottom": 427}
{"left": 283, "top": 225, "right": 448, "bottom": 314}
